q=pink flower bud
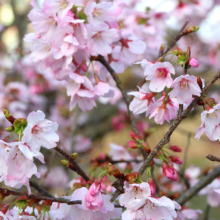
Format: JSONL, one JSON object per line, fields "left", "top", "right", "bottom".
{"left": 189, "top": 58, "right": 199, "bottom": 68}
{"left": 170, "top": 145, "right": 182, "bottom": 152}
{"left": 130, "top": 131, "right": 142, "bottom": 141}
{"left": 170, "top": 156, "right": 182, "bottom": 165}
{"left": 162, "top": 162, "right": 178, "bottom": 181}
{"left": 148, "top": 178, "right": 156, "bottom": 196}
{"left": 129, "top": 140, "right": 139, "bottom": 149}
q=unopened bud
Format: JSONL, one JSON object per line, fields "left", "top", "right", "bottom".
{"left": 187, "top": 45, "right": 191, "bottom": 58}
{"left": 197, "top": 76, "right": 203, "bottom": 89}
{"left": 170, "top": 156, "right": 182, "bottom": 165}
{"left": 130, "top": 131, "right": 142, "bottom": 141}
{"left": 158, "top": 43, "right": 165, "bottom": 57}
{"left": 129, "top": 140, "right": 139, "bottom": 149}
{"left": 169, "top": 145, "right": 182, "bottom": 152}
{"left": 148, "top": 178, "right": 156, "bottom": 196}
{"left": 61, "top": 160, "right": 70, "bottom": 167}
{"left": 71, "top": 153, "right": 78, "bottom": 160}
{"left": 5, "top": 126, "right": 14, "bottom": 132}
{"left": 125, "top": 172, "right": 142, "bottom": 184}
{"left": 3, "top": 109, "right": 16, "bottom": 124}
{"left": 189, "top": 57, "right": 199, "bottom": 68}
{"left": 184, "top": 26, "right": 199, "bottom": 34}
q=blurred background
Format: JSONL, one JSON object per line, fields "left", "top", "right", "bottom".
{"left": 1, "top": 0, "right": 220, "bottom": 219}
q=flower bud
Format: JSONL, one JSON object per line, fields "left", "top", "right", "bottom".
{"left": 185, "top": 26, "right": 199, "bottom": 34}
{"left": 197, "top": 76, "right": 203, "bottom": 89}
{"left": 61, "top": 160, "right": 70, "bottom": 167}
{"left": 3, "top": 109, "right": 16, "bottom": 124}
{"left": 162, "top": 162, "right": 178, "bottom": 181}
{"left": 129, "top": 140, "right": 139, "bottom": 149}
{"left": 189, "top": 58, "right": 199, "bottom": 68}
{"left": 169, "top": 145, "right": 182, "bottom": 152}
{"left": 71, "top": 153, "right": 78, "bottom": 160}
{"left": 130, "top": 131, "right": 142, "bottom": 141}
{"left": 170, "top": 156, "right": 182, "bottom": 165}
{"left": 5, "top": 126, "right": 14, "bottom": 132}
{"left": 148, "top": 178, "right": 156, "bottom": 196}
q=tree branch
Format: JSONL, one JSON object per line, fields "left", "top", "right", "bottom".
{"left": 206, "top": 154, "right": 220, "bottom": 162}
{"left": 138, "top": 72, "right": 220, "bottom": 176}
{"left": 54, "top": 146, "right": 90, "bottom": 181}
{"left": 29, "top": 180, "right": 54, "bottom": 198}
{"left": 176, "top": 165, "right": 220, "bottom": 205}
{"left": 0, "top": 187, "right": 122, "bottom": 208}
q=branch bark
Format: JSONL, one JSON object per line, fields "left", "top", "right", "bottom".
{"left": 29, "top": 180, "right": 53, "bottom": 198}
{"left": 177, "top": 165, "right": 220, "bottom": 205}
{"left": 206, "top": 154, "right": 220, "bottom": 162}
{"left": 54, "top": 146, "right": 90, "bottom": 181}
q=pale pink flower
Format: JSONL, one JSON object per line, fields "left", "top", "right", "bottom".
{"left": 119, "top": 183, "right": 151, "bottom": 207}
{"left": 128, "top": 83, "right": 155, "bottom": 117}
{"left": 94, "top": 81, "right": 111, "bottom": 96}
{"left": 169, "top": 75, "right": 201, "bottom": 104}
{"left": 175, "top": 209, "right": 202, "bottom": 220}
{"left": 196, "top": 104, "right": 220, "bottom": 139}
{"left": 126, "top": 196, "right": 181, "bottom": 220}
{"left": 121, "top": 209, "right": 145, "bottom": 220}
{"left": 84, "top": 1, "right": 125, "bottom": 27}
{"left": 199, "top": 178, "right": 220, "bottom": 207}
{"left": 87, "top": 24, "right": 120, "bottom": 56}
{"left": 145, "top": 62, "right": 175, "bottom": 92}
{"left": 22, "top": 110, "right": 59, "bottom": 151}
{"left": 149, "top": 96, "right": 179, "bottom": 125}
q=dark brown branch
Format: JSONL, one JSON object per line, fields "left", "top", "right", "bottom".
{"left": 54, "top": 146, "right": 90, "bottom": 181}
{"left": 29, "top": 180, "right": 53, "bottom": 198}
{"left": 163, "top": 20, "right": 189, "bottom": 55}
{"left": 0, "top": 187, "right": 122, "bottom": 208}
{"left": 177, "top": 165, "right": 220, "bottom": 205}
{"left": 206, "top": 154, "right": 220, "bottom": 162}
{"left": 138, "top": 72, "right": 220, "bottom": 176}
{"left": 203, "top": 205, "right": 211, "bottom": 220}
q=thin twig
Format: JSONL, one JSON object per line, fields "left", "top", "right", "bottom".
{"left": 206, "top": 154, "right": 220, "bottom": 162}
{"left": 29, "top": 181, "right": 54, "bottom": 198}
{"left": 54, "top": 146, "right": 90, "bottom": 181}
{"left": 138, "top": 72, "right": 220, "bottom": 176}
{"left": 177, "top": 165, "right": 220, "bottom": 205}
{"left": 0, "top": 188, "right": 122, "bottom": 208}
{"left": 203, "top": 205, "right": 211, "bottom": 220}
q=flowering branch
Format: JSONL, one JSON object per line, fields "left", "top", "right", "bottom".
{"left": 138, "top": 72, "right": 220, "bottom": 176}
{"left": 54, "top": 146, "right": 90, "bottom": 181}
{"left": 29, "top": 180, "right": 53, "bottom": 198}
{"left": 206, "top": 154, "right": 220, "bottom": 162}
{"left": 0, "top": 187, "right": 122, "bottom": 208}
{"left": 176, "top": 165, "right": 220, "bottom": 205}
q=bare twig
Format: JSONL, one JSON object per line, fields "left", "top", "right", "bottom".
{"left": 138, "top": 72, "right": 220, "bottom": 176}
{"left": 29, "top": 180, "right": 53, "bottom": 198}
{"left": 0, "top": 187, "right": 122, "bottom": 208}
{"left": 203, "top": 205, "right": 211, "bottom": 220}
{"left": 206, "top": 154, "right": 220, "bottom": 162}
{"left": 177, "top": 165, "right": 220, "bottom": 205}
{"left": 54, "top": 146, "right": 90, "bottom": 181}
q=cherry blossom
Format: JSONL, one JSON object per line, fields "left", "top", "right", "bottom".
{"left": 189, "top": 57, "right": 199, "bottom": 68}
{"left": 169, "top": 75, "right": 201, "bottom": 104}
{"left": 144, "top": 62, "right": 175, "bottom": 92}
{"left": 22, "top": 110, "right": 59, "bottom": 151}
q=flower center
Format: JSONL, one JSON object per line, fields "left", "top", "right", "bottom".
{"left": 180, "top": 79, "right": 189, "bottom": 91}
{"left": 58, "top": 0, "right": 68, "bottom": 10}
{"left": 145, "top": 200, "right": 157, "bottom": 214}
{"left": 157, "top": 68, "right": 168, "bottom": 78}
{"left": 32, "top": 125, "right": 41, "bottom": 134}
{"left": 93, "top": 8, "right": 102, "bottom": 18}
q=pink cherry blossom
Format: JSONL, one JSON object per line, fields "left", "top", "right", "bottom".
{"left": 199, "top": 178, "right": 220, "bottom": 207}
{"left": 87, "top": 24, "right": 120, "bottom": 56}
{"left": 175, "top": 209, "right": 202, "bottom": 220}
{"left": 169, "top": 74, "right": 201, "bottom": 104}
{"left": 149, "top": 95, "right": 179, "bottom": 125}
{"left": 22, "top": 110, "right": 59, "bottom": 151}
{"left": 144, "top": 62, "right": 175, "bottom": 92}
{"left": 119, "top": 182, "right": 151, "bottom": 207}
{"left": 128, "top": 83, "right": 155, "bottom": 117}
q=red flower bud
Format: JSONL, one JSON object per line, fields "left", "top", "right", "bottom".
{"left": 170, "top": 156, "right": 182, "bottom": 165}
{"left": 130, "top": 131, "right": 142, "bottom": 141}
{"left": 148, "top": 178, "right": 156, "bottom": 196}
{"left": 169, "top": 145, "right": 182, "bottom": 152}
{"left": 129, "top": 140, "right": 139, "bottom": 149}
{"left": 162, "top": 162, "right": 178, "bottom": 181}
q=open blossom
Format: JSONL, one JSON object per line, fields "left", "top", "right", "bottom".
{"left": 169, "top": 74, "right": 201, "bottom": 104}
{"left": 199, "top": 178, "right": 220, "bottom": 207}
{"left": 144, "top": 61, "right": 175, "bottom": 92}
{"left": 195, "top": 104, "right": 220, "bottom": 140}
{"left": 149, "top": 95, "right": 179, "bottom": 125}
{"left": 22, "top": 110, "right": 59, "bottom": 151}
{"left": 128, "top": 83, "right": 155, "bottom": 117}
{"left": 119, "top": 182, "right": 151, "bottom": 207}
